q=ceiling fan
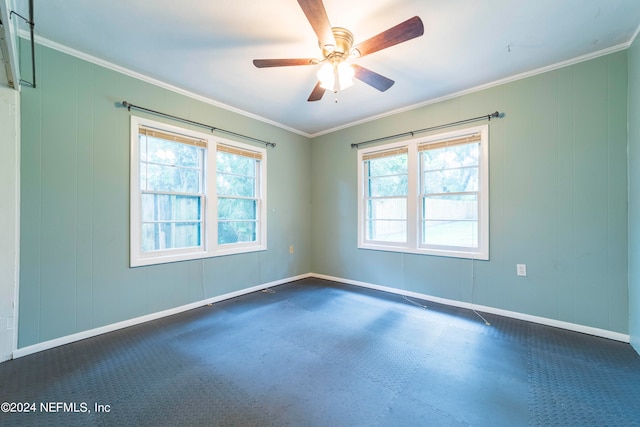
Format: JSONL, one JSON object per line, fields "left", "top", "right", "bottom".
{"left": 253, "top": 0, "right": 424, "bottom": 101}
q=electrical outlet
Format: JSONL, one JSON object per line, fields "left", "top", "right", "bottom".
{"left": 289, "top": 245, "right": 294, "bottom": 254}
{"left": 516, "top": 264, "right": 527, "bottom": 277}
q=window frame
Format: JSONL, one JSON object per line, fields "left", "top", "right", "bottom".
{"left": 362, "top": 145, "right": 410, "bottom": 246}
{"left": 130, "top": 116, "right": 267, "bottom": 267}
{"left": 357, "top": 124, "right": 489, "bottom": 260}
{"left": 214, "top": 143, "right": 265, "bottom": 256}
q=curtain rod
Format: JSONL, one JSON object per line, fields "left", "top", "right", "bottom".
{"left": 119, "top": 101, "right": 276, "bottom": 148}
{"left": 351, "top": 111, "right": 502, "bottom": 149}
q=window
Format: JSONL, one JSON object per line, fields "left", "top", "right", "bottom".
{"left": 130, "top": 116, "right": 266, "bottom": 267}
{"left": 216, "top": 145, "right": 261, "bottom": 246}
{"left": 363, "top": 147, "right": 408, "bottom": 243}
{"left": 358, "top": 125, "right": 489, "bottom": 260}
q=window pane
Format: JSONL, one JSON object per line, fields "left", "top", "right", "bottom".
{"left": 174, "top": 223, "right": 201, "bottom": 249}
{"left": 368, "top": 175, "right": 408, "bottom": 197}
{"left": 217, "top": 174, "right": 256, "bottom": 197}
{"left": 143, "top": 164, "right": 201, "bottom": 193}
{"left": 218, "top": 221, "right": 257, "bottom": 244}
{"left": 367, "top": 198, "right": 406, "bottom": 220}
{"left": 365, "top": 220, "right": 407, "bottom": 242}
{"left": 141, "top": 194, "right": 201, "bottom": 222}
{"left": 142, "top": 222, "right": 201, "bottom": 251}
{"left": 423, "top": 220, "right": 478, "bottom": 248}
{"left": 217, "top": 151, "right": 256, "bottom": 176}
{"left": 367, "top": 154, "right": 407, "bottom": 177}
{"left": 422, "top": 142, "right": 479, "bottom": 170}
{"left": 218, "top": 198, "right": 257, "bottom": 220}
{"left": 423, "top": 194, "right": 477, "bottom": 221}
{"left": 423, "top": 166, "right": 478, "bottom": 194}
{"left": 215, "top": 149, "right": 261, "bottom": 247}
{"left": 142, "top": 136, "right": 201, "bottom": 167}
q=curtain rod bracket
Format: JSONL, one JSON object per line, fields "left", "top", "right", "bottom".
{"left": 9, "top": 10, "right": 32, "bottom": 24}
{"left": 119, "top": 101, "right": 275, "bottom": 148}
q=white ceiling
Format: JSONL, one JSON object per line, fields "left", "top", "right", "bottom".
{"left": 18, "top": 0, "right": 640, "bottom": 136}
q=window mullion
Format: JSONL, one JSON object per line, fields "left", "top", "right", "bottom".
{"left": 406, "top": 144, "right": 418, "bottom": 249}
{"left": 207, "top": 142, "right": 218, "bottom": 252}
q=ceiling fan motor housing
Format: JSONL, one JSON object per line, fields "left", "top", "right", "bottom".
{"left": 321, "top": 27, "right": 355, "bottom": 63}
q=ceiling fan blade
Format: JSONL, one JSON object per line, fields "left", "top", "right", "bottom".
{"left": 352, "top": 16, "right": 424, "bottom": 58}
{"left": 352, "top": 64, "right": 394, "bottom": 92}
{"left": 253, "top": 58, "right": 317, "bottom": 68}
{"left": 307, "top": 81, "right": 326, "bottom": 101}
{"left": 297, "top": 0, "right": 335, "bottom": 48}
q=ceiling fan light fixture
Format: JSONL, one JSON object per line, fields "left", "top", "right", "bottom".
{"left": 317, "top": 62, "right": 335, "bottom": 90}
{"left": 337, "top": 61, "right": 354, "bottom": 89}
{"left": 317, "top": 61, "right": 354, "bottom": 92}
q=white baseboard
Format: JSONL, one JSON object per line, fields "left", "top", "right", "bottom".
{"left": 310, "top": 273, "right": 631, "bottom": 343}
{"left": 12, "top": 273, "right": 313, "bottom": 359}
{"left": 12, "top": 270, "right": 630, "bottom": 359}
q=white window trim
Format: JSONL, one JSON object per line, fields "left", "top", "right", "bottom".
{"left": 357, "top": 124, "right": 489, "bottom": 260}
{"left": 130, "top": 116, "right": 267, "bottom": 267}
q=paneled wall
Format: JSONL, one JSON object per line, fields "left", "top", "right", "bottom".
{"left": 18, "top": 42, "right": 633, "bottom": 349}
{"left": 19, "top": 44, "right": 312, "bottom": 348}
{"left": 311, "top": 51, "right": 629, "bottom": 334}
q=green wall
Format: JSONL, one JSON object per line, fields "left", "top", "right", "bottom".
{"left": 630, "top": 35, "right": 640, "bottom": 352}
{"left": 311, "top": 51, "right": 629, "bottom": 334}
{"left": 19, "top": 44, "right": 312, "bottom": 348}
{"left": 19, "top": 41, "right": 633, "bottom": 349}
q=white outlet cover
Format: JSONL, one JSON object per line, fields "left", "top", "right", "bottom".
{"left": 516, "top": 264, "right": 527, "bottom": 277}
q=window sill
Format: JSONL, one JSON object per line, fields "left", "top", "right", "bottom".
{"left": 358, "top": 242, "right": 488, "bottom": 261}
{"left": 130, "top": 244, "right": 267, "bottom": 267}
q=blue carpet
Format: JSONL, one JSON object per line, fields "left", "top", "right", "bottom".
{"left": 1, "top": 278, "right": 639, "bottom": 426}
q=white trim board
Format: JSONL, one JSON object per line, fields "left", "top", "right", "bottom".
{"left": 0, "top": 85, "right": 19, "bottom": 363}
{"left": 13, "top": 273, "right": 313, "bottom": 359}
{"left": 310, "top": 273, "right": 630, "bottom": 343}
{"left": 12, "top": 270, "right": 629, "bottom": 360}
{"left": 0, "top": 0, "right": 20, "bottom": 89}
{"left": 310, "top": 42, "right": 630, "bottom": 138}
{"left": 20, "top": 31, "right": 633, "bottom": 139}
{"left": 21, "top": 32, "right": 309, "bottom": 138}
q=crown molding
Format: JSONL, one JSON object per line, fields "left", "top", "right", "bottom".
{"left": 308, "top": 41, "right": 631, "bottom": 138}
{"left": 24, "top": 31, "right": 312, "bottom": 138}
{"left": 23, "top": 30, "right": 634, "bottom": 139}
